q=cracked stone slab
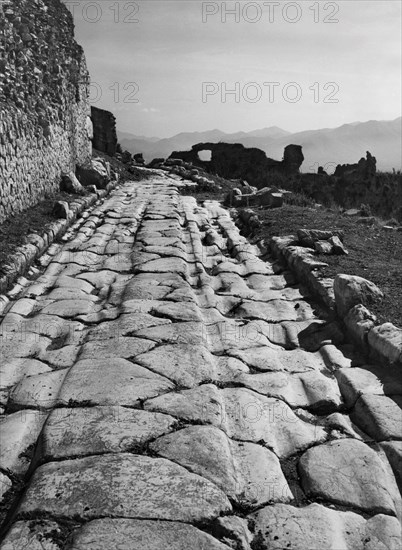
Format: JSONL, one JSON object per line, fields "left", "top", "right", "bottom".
{"left": 68, "top": 518, "right": 231, "bottom": 550}
{"left": 351, "top": 394, "right": 402, "bottom": 441}
{"left": 134, "top": 321, "right": 205, "bottom": 345}
{"left": 229, "top": 346, "right": 332, "bottom": 373}
{"left": 0, "top": 520, "right": 63, "bottom": 550}
{"left": 254, "top": 319, "right": 343, "bottom": 350}
{"left": 39, "top": 406, "right": 177, "bottom": 459}
{"left": 0, "top": 410, "right": 47, "bottom": 475}
{"left": 79, "top": 336, "right": 155, "bottom": 361}
{"left": 0, "top": 332, "right": 51, "bottom": 364}
{"left": 77, "top": 270, "right": 118, "bottom": 289}
{"left": 150, "top": 425, "right": 293, "bottom": 507}
{"left": 8, "top": 369, "right": 69, "bottom": 409}
{"left": 146, "top": 385, "right": 326, "bottom": 458}
{"left": 134, "top": 257, "right": 189, "bottom": 278}
{"left": 299, "top": 438, "right": 400, "bottom": 515}
{"left": 86, "top": 313, "right": 171, "bottom": 340}
{"left": 237, "top": 370, "right": 342, "bottom": 413}
{"left": 57, "top": 359, "right": 174, "bottom": 407}
{"left": 206, "top": 320, "right": 272, "bottom": 353}
{"left": 250, "top": 503, "right": 402, "bottom": 550}
{"left": 150, "top": 302, "right": 202, "bottom": 322}
{"left": 1, "top": 313, "right": 86, "bottom": 346}
{"left": 0, "top": 358, "right": 52, "bottom": 391}
{"left": 17, "top": 454, "right": 231, "bottom": 522}
{"left": 136, "top": 344, "right": 218, "bottom": 388}
{"left": 235, "top": 300, "right": 316, "bottom": 323}
{"left": 40, "top": 299, "right": 102, "bottom": 318}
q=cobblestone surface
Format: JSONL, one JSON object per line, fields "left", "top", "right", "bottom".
{"left": 0, "top": 173, "right": 401, "bottom": 549}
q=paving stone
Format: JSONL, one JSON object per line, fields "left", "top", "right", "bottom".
{"left": 246, "top": 274, "right": 288, "bottom": 291}
{"left": 0, "top": 358, "right": 52, "bottom": 391}
{"left": 299, "top": 438, "right": 400, "bottom": 515}
{"left": 150, "top": 425, "right": 293, "bottom": 506}
{"left": 8, "top": 369, "right": 69, "bottom": 409}
{"left": 0, "top": 410, "right": 47, "bottom": 475}
{"left": 1, "top": 313, "right": 86, "bottom": 346}
{"left": 134, "top": 321, "right": 205, "bottom": 345}
{"left": 146, "top": 385, "right": 326, "bottom": 458}
{"left": 196, "top": 290, "right": 241, "bottom": 313}
{"left": 381, "top": 441, "right": 402, "bottom": 490}
{"left": 79, "top": 336, "right": 155, "bottom": 360}
{"left": 136, "top": 344, "right": 218, "bottom": 387}
{"left": 0, "top": 472, "right": 12, "bottom": 501}
{"left": 351, "top": 394, "right": 402, "bottom": 441}
{"left": 7, "top": 299, "right": 38, "bottom": 316}
{"left": 40, "top": 406, "right": 177, "bottom": 459}
{"left": 86, "top": 313, "right": 171, "bottom": 340}
{"left": 206, "top": 320, "right": 272, "bottom": 353}
{"left": 123, "top": 282, "right": 172, "bottom": 300}
{"left": 165, "top": 286, "right": 196, "bottom": 302}
{"left": 250, "top": 503, "right": 402, "bottom": 550}
{"left": 235, "top": 300, "right": 316, "bottom": 322}
{"left": 45, "top": 288, "right": 99, "bottom": 302}
{"left": 0, "top": 520, "right": 63, "bottom": 550}
{"left": 135, "top": 257, "right": 188, "bottom": 278}
{"left": 57, "top": 359, "right": 174, "bottom": 407}
{"left": 0, "top": 332, "right": 51, "bottom": 364}
{"left": 150, "top": 301, "right": 203, "bottom": 322}
{"left": 40, "top": 299, "right": 102, "bottom": 318}
{"left": 18, "top": 454, "right": 231, "bottom": 522}
{"left": 229, "top": 346, "right": 331, "bottom": 373}
{"left": 68, "top": 518, "right": 231, "bottom": 550}
{"left": 238, "top": 370, "right": 342, "bottom": 413}
{"left": 77, "top": 270, "right": 117, "bottom": 289}
{"left": 40, "top": 344, "right": 81, "bottom": 368}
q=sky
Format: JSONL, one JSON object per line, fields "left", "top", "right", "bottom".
{"left": 63, "top": 0, "right": 402, "bottom": 138}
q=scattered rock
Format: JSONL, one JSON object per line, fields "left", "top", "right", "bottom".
{"left": 52, "top": 201, "right": 70, "bottom": 219}
{"left": 334, "top": 274, "right": 383, "bottom": 318}
{"left": 60, "top": 172, "right": 84, "bottom": 195}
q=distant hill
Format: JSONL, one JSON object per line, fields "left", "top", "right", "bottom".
{"left": 117, "top": 118, "right": 402, "bottom": 171}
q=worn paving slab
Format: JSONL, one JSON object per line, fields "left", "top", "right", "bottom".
{"left": 0, "top": 175, "right": 400, "bottom": 549}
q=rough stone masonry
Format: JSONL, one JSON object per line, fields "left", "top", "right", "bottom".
{"left": 0, "top": 172, "right": 400, "bottom": 549}
{"left": 0, "top": 0, "right": 92, "bottom": 223}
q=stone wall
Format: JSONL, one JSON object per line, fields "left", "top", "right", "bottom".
{"left": 91, "top": 106, "right": 117, "bottom": 156}
{"left": 0, "top": 0, "right": 92, "bottom": 223}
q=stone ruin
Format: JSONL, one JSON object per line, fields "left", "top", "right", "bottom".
{"left": 169, "top": 142, "right": 304, "bottom": 188}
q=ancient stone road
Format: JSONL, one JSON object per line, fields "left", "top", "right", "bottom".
{"left": 0, "top": 173, "right": 401, "bottom": 549}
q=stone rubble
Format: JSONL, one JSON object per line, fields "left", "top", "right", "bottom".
{"left": 0, "top": 172, "right": 401, "bottom": 549}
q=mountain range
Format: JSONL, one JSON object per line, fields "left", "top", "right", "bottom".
{"left": 117, "top": 117, "right": 402, "bottom": 172}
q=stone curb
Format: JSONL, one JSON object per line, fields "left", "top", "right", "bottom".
{"left": 269, "top": 235, "right": 402, "bottom": 366}
{"left": 0, "top": 181, "right": 119, "bottom": 314}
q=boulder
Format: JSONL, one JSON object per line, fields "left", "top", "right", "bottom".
{"left": 334, "top": 274, "right": 384, "bottom": 318}
{"left": 53, "top": 201, "right": 70, "bottom": 220}
{"left": 224, "top": 188, "right": 242, "bottom": 207}
{"left": 60, "top": 172, "right": 84, "bottom": 195}
{"left": 121, "top": 151, "right": 132, "bottom": 164}
{"left": 368, "top": 323, "right": 402, "bottom": 365}
{"left": 76, "top": 159, "right": 110, "bottom": 190}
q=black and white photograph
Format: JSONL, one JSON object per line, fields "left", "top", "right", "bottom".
{"left": 0, "top": 1, "right": 401, "bottom": 548}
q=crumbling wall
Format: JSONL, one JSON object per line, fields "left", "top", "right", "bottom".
{"left": 169, "top": 142, "right": 304, "bottom": 188}
{"left": 91, "top": 106, "right": 117, "bottom": 156}
{"left": 0, "top": 0, "right": 92, "bottom": 223}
